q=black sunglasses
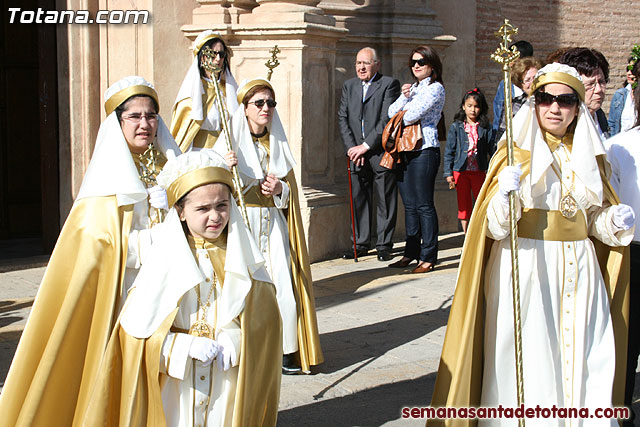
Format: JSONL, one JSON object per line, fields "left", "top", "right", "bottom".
{"left": 534, "top": 91, "right": 578, "bottom": 108}
{"left": 411, "top": 58, "right": 427, "bottom": 67}
{"left": 248, "top": 99, "right": 277, "bottom": 109}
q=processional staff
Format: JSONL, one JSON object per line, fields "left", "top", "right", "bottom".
{"left": 490, "top": 18, "right": 525, "bottom": 426}
{"left": 200, "top": 44, "right": 283, "bottom": 231}
{"left": 201, "top": 46, "right": 252, "bottom": 229}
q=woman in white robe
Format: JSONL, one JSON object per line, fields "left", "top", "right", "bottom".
{"left": 171, "top": 30, "right": 239, "bottom": 152}
{"left": 480, "top": 63, "right": 634, "bottom": 426}
{"left": 215, "top": 78, "right": 323, "bottom": 374}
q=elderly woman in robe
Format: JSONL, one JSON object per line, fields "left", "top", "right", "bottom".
{"left": 0, "top": 76, "right": 179, "bottom": 426}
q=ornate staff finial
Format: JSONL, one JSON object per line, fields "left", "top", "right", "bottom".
{"left": 491, "top": 19, "right": 520, "bottom": 70}
{"left": 138, "top": 143, "right": 165, "bottom": 226}
{"left": 200, "top": 46, "right": 222, "bottom": 76}
{"left": 265, "top": 45, "right": 281, "bottom": 81}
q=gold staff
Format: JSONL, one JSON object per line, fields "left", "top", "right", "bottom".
{"left": 138, "top": 142, "right": 164, "bottom": 227}
{"left": 201, "top": 46, "right": 251, "bottom": 229}
{"left": 491, "top": 18, "right": 525, "bottom": 426}
{"left": 265, "top": 45, "right": 280, "bottom": 81}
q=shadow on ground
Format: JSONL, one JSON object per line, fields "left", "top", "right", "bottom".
{"left": 316, "top": 300, "right": 451, "bottom": 374}
{"left": 277, "top": 373, "right": 436, "bottom": 427}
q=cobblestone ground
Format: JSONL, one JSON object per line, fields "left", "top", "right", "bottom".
{"left": 0, "top": 233, "right": 638, "bottom": 426}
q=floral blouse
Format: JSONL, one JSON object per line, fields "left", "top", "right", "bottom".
{"left": 388, "top": 77, "right": 445, "bottom": 149}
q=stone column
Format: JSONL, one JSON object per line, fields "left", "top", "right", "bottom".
{"left": 57, "top": 0, "right": 101, "bottom": 220}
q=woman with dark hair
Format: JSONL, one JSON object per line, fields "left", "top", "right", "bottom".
{"left": 387, "top": 45, "right": 445, "bottom": 273}
{"left": 171, "top": 30, "right": 239, "bottom": 152}
{"left": 608, "top": 52, "right": 639, "bottom": 136}
{"left": 0, "top": 76, "right": 180, "bottom": 425}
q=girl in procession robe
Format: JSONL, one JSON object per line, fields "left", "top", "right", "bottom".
{"left": 80, "top": 150, "right": 282, "bottom": 427}
{"left": 215, "top": 78, "right": 323, "bottom": 374}
{"left": 430, "top": 63, "right": 634, "bottom": 426}
{"left": 171, "top": 30, "right": 239, "bottom": 152}
{"left": 0, "top": 76, "right": 180, "bottom": 426}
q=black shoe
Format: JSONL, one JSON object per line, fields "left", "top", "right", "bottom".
{"left": 342, "top": 248, "right": 368, "bottom": 259}
{"left": 282, "top": 353, "right": 302, "bottom": 375}
{"left": 377, "top": 250, "right": 393, "bottom": 261}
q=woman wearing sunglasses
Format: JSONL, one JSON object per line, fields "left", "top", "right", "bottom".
{"left": 171, "top": 30, "right": 239, "bottom": 152}
{"left": 215, "top": 79, "right": 323, "bottom": 375}
{"left": 387, "top": 45, "right": 445, "bottom": 273}
{"left": 431, "top": 63, "right": 633, "bottom": 420}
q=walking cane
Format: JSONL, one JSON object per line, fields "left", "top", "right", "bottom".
{"left": 491, "top": 19, "right": 525, "bottom": 426}
{"left": 346, "top": 158, "right": 359, "bottom": 262}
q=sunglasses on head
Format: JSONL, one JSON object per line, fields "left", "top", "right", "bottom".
{"left": 534, "top": 91, "right": 578, "bottom": 108}
{"left": 411, "top": 58, "right": 427, "bottom": 67}
{"left": 248, "top": 99, "right": 277, "bottom": 109}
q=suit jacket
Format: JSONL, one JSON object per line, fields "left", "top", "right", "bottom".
{"left": 338, "top": 74, "right": 401, "bottom": 167}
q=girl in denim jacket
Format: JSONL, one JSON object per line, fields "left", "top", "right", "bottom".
{"left": 443, "top": 88, "right": 493, "bottom": 233}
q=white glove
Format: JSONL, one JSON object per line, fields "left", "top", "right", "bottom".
{"left": 612, "top": 204, "right": 635, "bottom": 231}
{"left": 216, "top": 333, "right": 237, "bottom": 372}
{"left": 147, "top": 185, "right": 169, "bottom": 210}
{"left": 498, "top": 165, "right": 522, "bottom": 204}
{"left": 188, "top": 337, "right": 219, "bottom": 366}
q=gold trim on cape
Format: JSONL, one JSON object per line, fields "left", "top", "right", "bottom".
{"left": 284, "top": 172, "right": 324, "bottom": 371}
{"left": 104, "top": 85, "right": 159, "bottom": 116}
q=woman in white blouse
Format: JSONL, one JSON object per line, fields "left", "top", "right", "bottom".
{"left": 388, "top": 46, "right": 445, "bottom": 273}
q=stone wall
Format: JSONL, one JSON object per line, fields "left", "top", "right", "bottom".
{"left": 473, "top": 1, "right": 640, "bottom": 120}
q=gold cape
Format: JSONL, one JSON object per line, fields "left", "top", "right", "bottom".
{"left": 79, "top": 277, "right": 282, "bottom": 427}
{"left": 429, "top": 144, "right": 630, "bottom": 426}
{"left": 0, "top": 196, "right": 133, "bottom": 427}
{"left": 284, "top": 171, "right": 324, "bottom": 371}
{"left": 170, "top": 81, "right": 223, "bottom": 152}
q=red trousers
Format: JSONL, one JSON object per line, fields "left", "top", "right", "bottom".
{"left": 453, "top": 170, "right": 486, "bottom": 220}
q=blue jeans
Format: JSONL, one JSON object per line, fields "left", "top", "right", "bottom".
{"left": 398, "top": 147, "right": 440, "bottom": 263}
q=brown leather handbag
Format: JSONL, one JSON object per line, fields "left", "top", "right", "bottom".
{"left": 380, "top": 110, "right": 423, "bottom": 169}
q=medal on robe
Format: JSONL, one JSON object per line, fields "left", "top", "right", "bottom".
{"left": 559, "top": 193, "right": 578, "bottom": 218}
{"left": 189, "top": 319, "right": 213, "bottom": 338}
{"left": 188, "top": 273, "right": 217, "bottom": 339}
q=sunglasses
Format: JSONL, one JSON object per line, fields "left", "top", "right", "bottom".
{"left": 209, "top": 50, "right": 225, "bottom": 58}
{"left": 411, "top": 58, "right": 427, "bottom": 67}
{"left": 248, "top": 99, "right": 277, "bottom": 109}
{"left": 534, "top": 91, "right": 578, "bottom": 108}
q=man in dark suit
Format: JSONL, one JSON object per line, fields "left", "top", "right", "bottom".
{"left": 338, "top": 47, "right": 401, "bottom": 261}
